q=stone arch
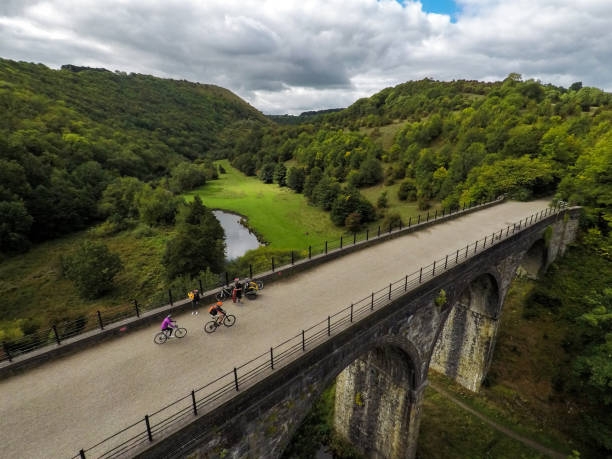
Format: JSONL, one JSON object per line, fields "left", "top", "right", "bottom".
{"left": 429, "top": 273, "right": 501, "bottom": 392}
{"left": 330, "top": 338, "right": 422, "bottom": 458}
{"left": 518, "top": 238, "right": 548, "bottom": 279}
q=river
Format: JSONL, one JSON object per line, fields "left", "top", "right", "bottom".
{"left": 212, "top": 210, "right": 262, "bottom": 260}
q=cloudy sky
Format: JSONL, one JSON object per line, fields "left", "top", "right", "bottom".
{"left": 1, "top": 0, "right": 611, "bottom": 114}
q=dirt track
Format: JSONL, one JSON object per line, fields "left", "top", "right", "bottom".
{"left": 0, "top": 200, "right": 551, "bottom": 458}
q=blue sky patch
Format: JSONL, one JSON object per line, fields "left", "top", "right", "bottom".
{"left": 397, "top": 0, "right": 460, "bottom": 21}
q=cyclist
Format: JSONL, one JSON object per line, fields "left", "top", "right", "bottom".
{"left": 161, "top": 314, "right": 176, "bottom": 337}
{"left": 208, "top": 301, "right": 226, "bottom": 326}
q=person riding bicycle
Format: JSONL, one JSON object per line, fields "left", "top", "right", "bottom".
{"left": 208, "top": 301, "right": 226, "bottom": 326}
{"left": 161, "top": 314, "right": 176, "bottom": 336}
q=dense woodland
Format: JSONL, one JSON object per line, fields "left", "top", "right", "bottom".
{"left": 0, "top": 59, "right": 610, "bottom": 454}
{"left": 0, "top": 58, "right": 266, "bottom": 252}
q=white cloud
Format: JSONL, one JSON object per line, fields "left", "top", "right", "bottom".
{"left": 0, "top": 0, "right": 611, "bottom": 114}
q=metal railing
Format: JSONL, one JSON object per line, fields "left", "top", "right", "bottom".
{"left": 72, "top": 202, "right": 568, "bottom": 458}
{"left": 1, "top": 198, "right": 502, "bottom": 364}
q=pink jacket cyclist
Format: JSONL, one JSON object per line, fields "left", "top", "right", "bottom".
{"left": 161, "top": 314, "right": 176, "bottom": 333}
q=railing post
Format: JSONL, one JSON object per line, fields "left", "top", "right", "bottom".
{"left": 408, "top": 216, "right": 412, "bottom": 227}
{"left": 249, "top": 264, "right": 253, "bottom": 279}
{"left": 199, "top": 279, "right": 203, "bottom": 292}
{"left": 328, "top": 316, "right": 331, "bottom": 336}
{"left": 456, "top": 249, "right": 459, "bottom": 264}
{"left": 474, "top": 240, "right": 478, "bottom": 254}
{"left": 442, "top": 208, "right": 445, "bottom": 216}
{"left": 97, "top": 311, "right": 104, "bottom": 330}
{"left": 354, "top": 232, "right": 356, "bottom": 244}
{"left": 371, "top": 292, "right": 374, "bottom": 310}
{"left": 506, "top": 226, "right": 510, "bottom": 237}
{"left": 291, "top": 251, "right": 294, "bottom": 265}
{"left": 309, "top": 246, "right": 312, "bottom": 259}
{"left": 3, "top": 342, "right": 12, "bottom": 362}
{"left": 366, "top": 230, "right": 369, "bottom": 241}
{"left": 435, "top": 209, "right": 437, "bottom": 219}
{"left": 530, "top": 215, "right": 533, "bottom": 225}
{"left": 133, "top": 299, "right": 140, "bottom": 318}
{"left": 234, "top": 368, "right": 239, "bottom": 391}
{"left": 463, "top": 202, "right": 466, "bottom": 211}
{"left": 399, "top": 220, "right": 402, "bottom": 230}
{"left": 465, "top": 245, "right": 469, "bottom": 258}
{"left": 405, "top": 275, "right": 408, "bottom": 291}
{"left": 389, "top": 283, "right": 392, "bottom": 300}
{"left": 444, "top": 255, "right": 448, "bottom": 270}
{"left": 325, "top": 241, "right": 328, "bottom": 254}
{"left": 340, "top": 235, "right": 343, "bottom": 248}
{"left": 350, "top": 303, "right": 353, "bottom": 322}
{"left": 418, "top": 214, "right": 421, "bottom": 224}
{"left": 389, "top": 223, "right": 392, "bottom": 234}
{"left": 191, "top": 390, "right": 198, "bottom": 416}
{"left": 419, "top": 267, "right": 422, "bottom": 283}
{"left": 484, "top": 235, "right": 487, "bottom": 247}
{"left": 79, "top": 449, "right": 86, "bottom": 459}
{"left": 378, "top": 226, "right": 381, "bottom": 237}
{"left": 270, "top": 347, "right": 274, "bottom": 370}
{"left": 302, "top": 330, "right": 305, "bottom": 351}
{"left": 272, "top": 257, "right": 275, "bottom": 272}
{"left": 168, "top": 289, "right": 173, "bottom": 306}
{"left": 426, "top": 211, "right": 429, "bottom": 222}
{"left": 52, "top": 325, "right": 61, "bottom": 345}
{"left": 432, "top": 260, "right": 436, "bottom": 276}
{"left": 145, "top": 415, "right": 153, "bottom": 442}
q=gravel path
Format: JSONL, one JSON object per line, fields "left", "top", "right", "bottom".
{"left": 0, "top": 200, "right": 551, "bottom": 458}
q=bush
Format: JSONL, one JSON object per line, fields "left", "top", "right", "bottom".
{"left": 63, "top": 241, "right": 123, "bottom": 299}
{"left": 398, "top": 179, "right": 417, "bottom": 201}
{"left": 345, "top": 212, "right": 362, "bottom": 232}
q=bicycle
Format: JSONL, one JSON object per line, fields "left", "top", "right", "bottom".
{"left": 154, "top": 325, "right": 187, "bottom": 344}
{"left": 215, "top": 286, "right": 233, "bottom": 301}
{"left": 244, "top": 280, "right": 264, "bottom": 300}
{"left": 204, "top": 313, "right": 236, "bottom": 333}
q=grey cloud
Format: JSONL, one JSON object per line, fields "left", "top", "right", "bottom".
{"left": 1, "top": 0, "right": 611, "bottom": 114}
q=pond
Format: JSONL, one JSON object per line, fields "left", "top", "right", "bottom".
{"left": 213, "top": 210, "right": 262, "bottom": 260}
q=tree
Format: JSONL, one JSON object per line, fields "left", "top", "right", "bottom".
{"left": 137, "top": 186, "right": 180, "bottom": 226}
{"left": 0, "top": 200, "right": 33, "bottom": 253}
{"left": 398, "top": 179, "right": 417, "bottom": 201}
{"left": 259, "top": 163, "right": 275, "bottom": 184}
{"left": 63, "top": 241, "right": 123, "bottom": 299}
{"left": 287, "top": 166, "right": 306, "bottom": 193}
{"left": 303, "top": 167, "right": 323, "bottom": 198}
{"left": 169, "top": 162, "right": 207, "bottom": 193}
{"left": 377, "top": 191, "right": 388, "bottom": 208}
{"left": 345, "top": 212, "right": 362, "bottom": 232}
{"left": 99, "top": 177, "right": 145, "bottom": 225}
{"left": 274, "top": 163, "right": 287, "bottom": 187}
{"left": 163, "top": 196, "right": 225, "bottom": 279}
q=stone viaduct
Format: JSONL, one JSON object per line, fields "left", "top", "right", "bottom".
{"left": 109, "top": 207, "right": 581, "bottom": 458}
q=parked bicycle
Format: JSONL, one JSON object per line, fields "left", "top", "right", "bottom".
{"left": 154, "top": 324, "right": 187, "bottom": 344}
{"left": 204, "top": 313, "right": 236, "bottom": 333}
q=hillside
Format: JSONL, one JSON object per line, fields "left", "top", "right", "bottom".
{"left": 0, "top": 58, "right": 268, "bottom": 252}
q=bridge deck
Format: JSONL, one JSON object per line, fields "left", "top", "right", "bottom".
{"left": 0, "top": 200, "right": 550, "bottom": 458}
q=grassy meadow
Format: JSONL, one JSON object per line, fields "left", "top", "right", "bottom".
{"left": 185, "top": 159, "right": 345, "bottom": 249}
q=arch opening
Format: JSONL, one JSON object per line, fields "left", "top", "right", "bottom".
{"left": 518, "top": 238, "right": 547, "bottom": 279}
{"left": 430, "top": 273, "right": 500, "bottom": 392}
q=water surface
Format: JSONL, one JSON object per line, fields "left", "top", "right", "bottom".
{"left": 213, "top": 210, "right": 262, "bottom": 260}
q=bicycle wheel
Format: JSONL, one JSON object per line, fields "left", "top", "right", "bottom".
{"left": 215, "top": 291, "right": 224, "bottom": 301}
{"left": 204, "top": 321, "right": 217, "bottom": 334}
{"left": 223, "top": 315, "right": 236, "bottom": 327}
{"left": 246, "top": 292, "right": 256, "bottom": 300}
{"left": 174, "top": 328, "right": 187, "bottom": 338}
{"left": 255, "top": 280, "right": 264, "bottom": 290}
{"left": 154, "top": 332, "right": 167, "bottom": 344}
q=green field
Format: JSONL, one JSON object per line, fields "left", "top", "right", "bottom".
{"left": 185, "top": 160, "right": 344, "bottom": 249}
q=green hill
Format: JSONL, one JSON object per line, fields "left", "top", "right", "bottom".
{"left": 0, "top": 57, "right": 268, "bottom": 252}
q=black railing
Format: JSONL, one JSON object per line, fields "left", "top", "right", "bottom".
{"left": 1, "top": 197, "right": 504, "bottom": 365}
{"left": 71, "top": 202, "right": 568, "bottom": 458}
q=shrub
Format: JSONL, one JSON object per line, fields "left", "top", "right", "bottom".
{"left": 63, "top": 241, "right": 123, "bottom": 299}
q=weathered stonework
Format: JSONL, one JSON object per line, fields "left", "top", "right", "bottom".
{"left": 133, "top": 208, "right": 580, "bottom": 459}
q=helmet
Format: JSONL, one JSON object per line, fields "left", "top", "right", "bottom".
{"left": 234, "top": 278, "right": 239, "bottom": 282}
{"left": 217, "top": 301, "right": 223, "bottom": 306}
